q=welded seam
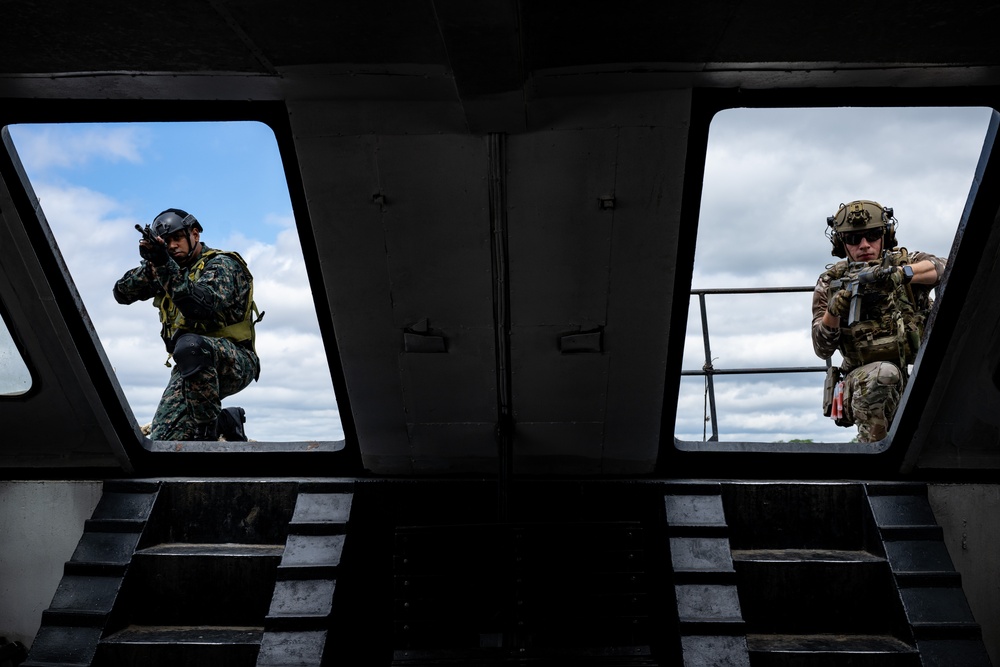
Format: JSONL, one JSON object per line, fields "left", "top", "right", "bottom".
{"left": 207, "top": 0, "right": 280, "bottom": 76}
{"left": 488, "top": 132, "right": 513, "bottom": 521}
{"left": 600, "top": 127, "right": 621, "bottom": 471}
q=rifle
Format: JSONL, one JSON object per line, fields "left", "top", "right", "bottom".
{"left": 135, "top": 223, "right": 159, "bottom": 244}
{"left": 829, "top": 261, "right": 885, "bottom": 326}
{"left": 135, "top": 224, "right": 168, "bottom": 263}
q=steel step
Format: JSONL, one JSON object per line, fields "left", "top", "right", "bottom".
{"left": 96, "top": 625, "right": 262, "bottom": 667}
{"left": 747, "top": 633, "right": 919, "bottom": 667}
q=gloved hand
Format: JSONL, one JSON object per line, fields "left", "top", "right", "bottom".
{"left": 875, "top": 265, "right": 910, "bottom": 287}
{"left": 827, "top": 289, "right": 851, "bottom": 318}
{"left": 139, "top": 239, "right": 169, "bottom": 266}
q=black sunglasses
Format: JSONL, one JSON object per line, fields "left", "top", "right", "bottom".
{"left": 841, "top": 229, "right": 883, "bottom": 246}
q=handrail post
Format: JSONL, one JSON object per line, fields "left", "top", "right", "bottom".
{"left": 684, "top": 286, "right": 824, "bottom": 442}
{"left": 698, "top": 293, "right": 720, "bottom": 441}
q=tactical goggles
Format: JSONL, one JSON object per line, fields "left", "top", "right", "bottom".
{"left": 840, "top": 228, "right": 883, "bottom": 245}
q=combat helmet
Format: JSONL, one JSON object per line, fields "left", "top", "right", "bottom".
{"left": 151, "top": 208, "right": 202, "bottom": 237}
{"left": 826, "top": 200, "right": 898, "bottom": 258}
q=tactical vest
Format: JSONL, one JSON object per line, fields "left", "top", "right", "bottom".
{"left": 826, "top": 248, "right": 927, "bottom": 370}
{"left": 154, "top": 248, "right": 262, "bottom": 353}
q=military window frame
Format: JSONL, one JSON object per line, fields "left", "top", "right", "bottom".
{"left": 660, "top": 90, "right": 999, "bottom": 474}
{"left": 0, "top": 102, "right": 361, "bottom": 476}
{"left": 0, "top": 297, "right": 34, "bottom": 398}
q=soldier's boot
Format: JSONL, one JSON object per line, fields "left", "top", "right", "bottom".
{"left": 192, "top": 420, "right": 218, "bottom": 441}
{"left": 217, "top": 406, "right": 248, "bottom": 441}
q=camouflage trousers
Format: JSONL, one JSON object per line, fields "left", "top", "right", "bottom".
{"left": 842, "top": 361, "right": 905, "bottom": 443}
{"left": 150, "top": 336, "right": 259, "bottom": 441}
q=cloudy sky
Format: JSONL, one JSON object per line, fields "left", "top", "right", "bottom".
{"left": 676, "top": 106, "right": 994, "bottom": 443}
{"left": 1, "top": 107, "right": 994, "bottom": 445}
{"left": 5, "top": 121, "right": 344, "bottom": 442}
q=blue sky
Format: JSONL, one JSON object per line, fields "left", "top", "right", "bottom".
{"left": 11, "top": 122, "right": 290, "bottom": 239}
{"left": 5, "top": 121, "right": 344, "bottom": 442}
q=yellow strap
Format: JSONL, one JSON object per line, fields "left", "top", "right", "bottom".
{"left": 160, "top": 248, "right": 262, "bottom": 348}
{"left": 203, "top": 295, "right": 264, "bottom": 345}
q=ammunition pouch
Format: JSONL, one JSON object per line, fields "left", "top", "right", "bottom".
{"left": 845, "top": 312, "right": 921, "bottom": 367}
{"left": 833, "top": 382, "right": 854, "bottom": 427}
{"left": 823, "top": 366, "right": 854, "bottom": 427}
{"left": 823, "top": 366, "right": 841, "bottom": 417}
{"left": 851, "top": 329, "right": 907, "bottom": 365}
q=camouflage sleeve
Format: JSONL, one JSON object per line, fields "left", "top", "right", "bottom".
{"left": 811, "top": 272, "right": 840, "bottom": 360}
{"left": 112, "top": 261, "right": 162, "bottom": 304}
{"left": 908, "top": 250, "right": 947, "bottom": 286}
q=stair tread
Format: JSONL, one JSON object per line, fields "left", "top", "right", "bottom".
{"left": 731, "top": 548, "right": 884, "bottom": 563}
{"left": 393, "top": 645, "right": 657, "bottom": 664}
{"left": 136, "top": 543, "right": 284, "bottom": 556}
{"left": 101, "top": 625, "right": 264, "bottom": 644}
{"left": 747, "top": 633, "right": 917, "bottom": 653}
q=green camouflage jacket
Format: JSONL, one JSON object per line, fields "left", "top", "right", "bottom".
{"left": 113, "top": 243, "right": 258, "bottom": 352}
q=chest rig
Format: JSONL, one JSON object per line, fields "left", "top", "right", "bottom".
{"left": 826, "top": 248, "right": 926, "bottom": 371}
{"left": 154, "top": 249, "right": 262, "bottom": 353}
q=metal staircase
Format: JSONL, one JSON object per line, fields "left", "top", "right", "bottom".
{"left": 24, "top": 480, "right": 353, "bottom": 667}
{"left": 22, "top": 478, "right": 991, "bottom": 666}
{"left": 23, "top": 480, "right": 159, "bottom": 666}
{"left": 667, "top": 481, "right": 992, "bottom": 667}
{"left": 867, "top": 483, "right": 992, "bottom": 666}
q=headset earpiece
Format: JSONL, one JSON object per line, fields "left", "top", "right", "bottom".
{"left": 831, "top": 236, "right": 847, "bottom": 258}
{"left": 883, "top": 221, "right": 898, "bottom": 250}
{"left": 827, "top": 214, "right": 847, "bottom": 258}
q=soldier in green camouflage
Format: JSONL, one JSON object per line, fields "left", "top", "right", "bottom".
{"left": 113, "top": 209, "right": 261, "bottom": 441}
{"left": 812, "top": 200, "right": 946, "bottom": 442}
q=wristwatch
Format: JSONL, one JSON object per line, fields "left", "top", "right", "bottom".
{"left": 901, "top": 265, "right": 914, "bottom": 284}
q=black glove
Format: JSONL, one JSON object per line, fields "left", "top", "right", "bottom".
{"left": 827, "top": 289, "right": 851, "bottom": 319}
{"left": 139, "top": 239, "right": 169, "bottom": 266}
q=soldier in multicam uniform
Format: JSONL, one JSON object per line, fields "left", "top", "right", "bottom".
{"left": 812, "top": 200, "right": 946, "bottom": 442}
{"left": 114, "top": 209, "right": 261, "bottom": 441}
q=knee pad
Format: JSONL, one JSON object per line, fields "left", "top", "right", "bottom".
{"left": 172, "top": 333, "right": 214, "bottom": 379}
{"left": 874, "top": 362, "right": 903, "bottom": 387}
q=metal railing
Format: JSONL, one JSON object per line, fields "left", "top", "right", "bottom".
{"left": 682, "top": 286, "right": 830, "bottom": 441}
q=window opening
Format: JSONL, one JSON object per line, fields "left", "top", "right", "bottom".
{"left": 0, "top": 307, "right": 31, "bottom": 396}
{"left": 676, "top": 107, "right": 993, "bottom": 445}
{"left": 6, "top": 121, "right": 344, "bottom": 441}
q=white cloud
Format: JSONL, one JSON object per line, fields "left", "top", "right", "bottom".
{"left": 681, "top": 106, "right": 993, "bottom": 443}
{"left": 9, "top": 125, "right": 149, "bottom": 172}
{"left": 28, "top": 178, "right": 343, "bottom": 442}
{"left": 31, "top": 183, "right": 140, "bottom": 294}
{"left": 0, "top": 320, "right": 32, "bottom": 395}
{"left": 695, "top": 107, "right": 991, "bottom": 283}
{"left": 9, "top": 110, "right": 993, "bottom": 447}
